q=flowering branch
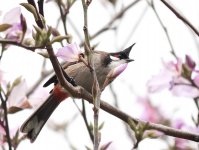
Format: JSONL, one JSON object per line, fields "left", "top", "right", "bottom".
{"left": 0, "top": 39, "right": 45, "bottom": 51}
{"left": 98, "top": 98, "right": 199, "bottom": 142}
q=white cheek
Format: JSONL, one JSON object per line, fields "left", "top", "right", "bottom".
{"left": 110, "top": 56, "right": 120, "bottom": 61}
{"left": 108, "top": 60, "right": 127, "bottom": 69}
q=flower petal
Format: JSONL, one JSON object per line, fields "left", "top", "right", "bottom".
{"left": 193, "top": 75, "right": 199, "bottom": 88}
{"left": 7, "top": 79, "right": 29, "bottom": 109}
{"left": 0, "top": 124, "right": 5, "bottom": 135}
{"left": 137, "top": 97, "right": 162, "bottom": 123}
{"left": 147, "top": 70, "right": 172, "bottom": 93}
{"left": 3, "top": 7, "right": 21, "bottom": 24}
{"left": 171, "top": 84, "right": 199, "bottom": 98}
{"left": 185, "top": 55, "right": 196, "bottom": 70}
{"left": 56, "top": 43, "right": 82, "bottom": 62}
{"left": 5, "top": 23, "right": 23, "bottom": 42}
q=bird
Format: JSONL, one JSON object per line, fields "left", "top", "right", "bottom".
{"left": 20, "top": 44, "right": 135, "bottom": 142}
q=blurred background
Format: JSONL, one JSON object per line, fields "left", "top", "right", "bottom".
{"left": 0, "top": 0, "right": 199, "bottom": 149}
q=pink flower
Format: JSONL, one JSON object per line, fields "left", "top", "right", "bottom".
{"left": 185, "top": 55, "right": 196, "bottom": 70}
{"left": 3, "top": 7, "right": 21, "bottom": 24}
{"left": 137, "top": 96, "right": 162, "bottom": 123}
{"left": 147, "top": 56, "right": 199, "bottom": 98}
{"left": 56, "top": 43, "right": 83, "bottom": 62}
{"left": 5, "top": 23, "right": 23, "bottom": 42}
{"left": 7, "top": 79, "right": 31, "bottom": 113}
{"left": 28, "top": 86, "right": 49, "bottom": 108}
{"left": 100, "top": 141, "right": 112, "bottom": 150}
{"left": 170, "top": 79, "right": 199, "bottom": 98}
{"left": 172, "top": 119, "right": 198, "bottom": 150}
{"left": 147, "top": 58, "right": 182, "bottom": 92}
{"left": 0, "top": 69, "right": 31, "bottom": 113}
{"left": 193, "top": 75, "right": 199, "bottom": 87}
{"left": 2, "top": 7, "right": 25, "bottom": 42}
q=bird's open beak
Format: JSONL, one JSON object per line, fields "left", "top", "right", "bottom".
{"left": 122, "top": 43, "right": 135, "bottom": 57}
{"left": 126, "top": 59, "right": 134, "bottom": 63}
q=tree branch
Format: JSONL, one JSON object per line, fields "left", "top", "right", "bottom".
{"left": 81, "top": 0, "right": 101, "bottom": 149}
{"left": 160, "top": 0, "right": 199, "bottom": 37}
{"left": 38, "top": 0, "right": 44, "bottom": 17}
{"left": 99, "top": 98, "right": 199, "bottom": 142}
{"left": 0, "top": 93, "right": 12, "bottom": 150}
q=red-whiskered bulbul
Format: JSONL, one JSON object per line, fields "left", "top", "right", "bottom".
{"left": 20, "top": 44, "right": 135, "bottom": 142}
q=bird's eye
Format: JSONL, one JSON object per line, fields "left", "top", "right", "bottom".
{"left": 110, "top": 55, "right": 120, "bottom": 61}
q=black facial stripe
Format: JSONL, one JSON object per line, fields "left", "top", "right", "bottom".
{"left": 118, "top": 52, "right": 129, "bottom": 59}
{"left": 110, "top": 52, "right": 129, "bottom": 60}
{"left": 103, "top": 54, "right": 112, "bottom": 67}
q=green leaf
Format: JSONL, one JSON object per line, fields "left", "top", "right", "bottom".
{"left": 46, "top": 26, "right": 52, "bottom": 39}
{"left": 20, "top": 3, "right": 38, "bottom": 21}
{"left": 37, "top": 51, "right": 49, "bottom": 58}
{"left": 98, "top": 122, "right": 104, "bottom": 130}
{"left": 33, "top": 25, "right": 43, "bottom": 35}
{"left": 89, "top": 122, "right": 93, "bottom": 131}
{"left": 50, "top": 35, "right": 71, "bottom": 44}
{"left": 128, "top": 118, "right": 137, "bottom": 131}
{"left": 8, "top": 106, "right": 23, "bottom": 114}
{"left": 12, "top": 76, "right": 22, "bottom": 87}
{"left": 85, "top": 146, "right": 92, "bottom": 150}
{"left": 0, "top": 24, "right": 12, "bottom": 32}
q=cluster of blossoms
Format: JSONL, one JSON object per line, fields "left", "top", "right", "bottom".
{"left": 147, "top": 55, "right": 199, "bottom": 98}
{"left": 135, "top": 94, "right": 199, "bottom": 149}
{"left": 136, "top": 54, "right": 199, "bottom": 149}
{"left": 1, "top": 7, "right": 26, "bottom": 43}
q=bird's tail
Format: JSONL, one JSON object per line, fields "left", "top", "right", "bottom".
{"left": 20, "top": 92, "right": 67, "bottom": 142}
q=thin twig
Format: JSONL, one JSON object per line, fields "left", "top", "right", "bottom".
{"left": 82, "top": 99, "right": 94, "bottom": 143}
{"left": 148, "top": 0, "right": 177, "bottom": 58}
{"left": 55, "top": 82, "right": 199, "bottom": 142}
{"left": 27, "top": 0, "right": 37, "bottom": 8}
{"left": 56, "top": 0, "right": 68, "bottom": 38}
{"left": 81, "top": 0, "right": 100, "bottom": 149}
{"left": 72, "top": 99, "right": 94, "bottom": 143}
{"left": 0, "top": 39, "right": 45, "bottom": 51}
{"left": 38, "top": 0, "right": 44, "bottom": 17}
{"left": 160, "top": 0, "right": 199, "bottom": 37}
{"left": 27, "top": 0, "right": 75, "bottom": 96}
{"left": 0, "top": 93, "right": 12, "bottom": 150}
{"left": 27, "top": 0, "right": 44, "bottom": 29}
{"left": 98, "top": 98, "right": 199, "bottom": 142}
{"left": 80, "top": 0, "right": 142, "bottom": 47}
